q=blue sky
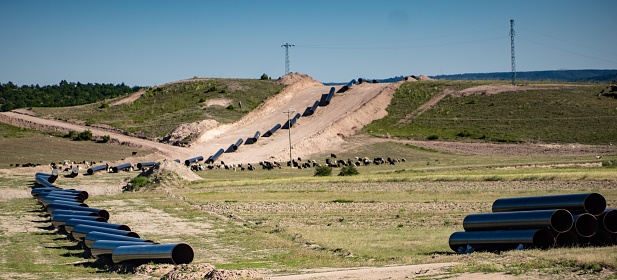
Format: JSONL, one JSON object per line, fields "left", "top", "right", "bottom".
{"left": 1, "top": 0, "right": 616, "bottom": 86}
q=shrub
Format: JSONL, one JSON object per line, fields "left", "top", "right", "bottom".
{"left": 65, "top": 130, "right": 79, "bottom": 139}
{"left": 198, "top": 97, "right": 207, "bottom": 103}
{"left": 226, "top": 104, "right": 235, "bottom": 110}
{"left": 128, "top": 176, "right": 149, "bottom": 191}
{"left": 260, "top": 73, "right": 269, "bottom": 80}
{"left": 75, "top": 130, "right": 94, "bottom": 141}
{"left": 99, "top": 103, "right": 110, "bottom": 109}
{"left": 101, "top": 135, "right": 111, "bottom": 143}
{"left": 314, "top": 166, "right": 332, "bottom": 176}
{"left": 338, "top": 165, "right": 359, "bottom": 176}
{"left": 427, "top": 135, "right": 439, "bottom": 140}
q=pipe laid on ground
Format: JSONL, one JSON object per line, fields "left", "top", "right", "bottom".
{"left": 45, "top": 201, "right": 89, "bottom": 213}
{"left": 84, "top": 231, "right": 154, "bottom": 248}
{"left": 38, "top": 193, "right": 85, "bottom": 204}
{"left": 34, "top": 174, "right": 56, "bottom": 188}
{"left": 588, "top": 230, "right": 615, "bottom": 246}
{"left": 111, "top": 163, "right": 132, "bottom": 173}
{"left": 64, "top": 218, "right": 129, "bottom": 233}
{"left": 91, "top": 240, "right": 155, "bottom": 258}
{"left": 112, "top": 243, "right": 194, "bottom": 265}
{"left": 448, "top": 229, "right": 555, "bottom": 252}
{"left": 282, "top": 113, "right": 301, "bottom": 129}
{"left": 33, "top": 189, "right": 88, "bottom": 200}
{"left": 184, "top": 156, "right": 204, "bottom": 166}
{"left": 262, "top": 123, "right": 281, "bottom": 137}
{"left": 337, "top": 80, "right": 356, "bottom": 93}
{"left": 30, "top": 186, "right": 62, "bottom": 197}
{"left": 492, "top": 193, "right": 606, "bottom": 216}
{"left": 71, "top": 224, "right": 139, "bottom": 240}
{"left": 206, "top": 148, "right": 225, "bottom": 164}
{"left": 136, "top": 162, "right": 156, "bottom": 169}
{"left": 50, "top": 209, "right": 101, "bottom": 219}
{"left": 555, "top": 230, "right": 579, "bottom": 247}
{"left": 45, "top": 205, "right": 109, "bottom": 220}
{"left": 463, "top": 209, "right": 573, "bottom": 233}
{"left": 572, "top": 213, "right": 598, "bottom": 238}
{"left": 233, "top": 138, "right": 244, "bottom": 150}
{"left": 87, "top": 164, "right": 108, "bottom": 175}
{"left": 303, "top": 101, "right": 320, "bottom": 117}
{"left": 42, "top": 198, "right": 87, "bottom": 208}
{"left": 51, "top": 214, "right": 107, "bottom": 228}
{"left": 324, "top": 87, "right": 336, "bottom": 104}
{"left": 245, "top": 131, "right": 261, "bottom": 144}
{"left": 598, "top": 209, "right": 617, "bottom": 233}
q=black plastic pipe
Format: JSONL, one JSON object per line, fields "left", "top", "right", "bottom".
{"left": 337, "top": 80, "right": 356, "bottom": 93}
{"left": 184, "top": 156, "right": 204, "bottom": 166}
{"left": 71, "top": 224, "right": 139, "bottom": 240}
{"left": 45, "top": 205, "right": 109, "bottom": 220}
{"left": 233, "top": 138, "right": 244, "bottom": 150}
{"left": 246, "top": 131, "right": 261, "bottom": 144}
{"left": 34, "top": 189, "right": 88, "bottom": 200}
{"left": 572, "top": 213, "right": 598, "bottom": 237}
{"left": 555, "top": 230, "right": 579, "bottom": 247}
{"left": 84, "top": 231, "right": 153, "bottom": 249}
{"left": 111, "top": 243, "right": 194, "bottom": 265}
{"left": 111, "top": 163, "right": 132, "bottom": 173}
{"left": 492, "top": 193, "right": 606, "bottom": 216}
{"left": 263, "top": 123, "right": 281, "bottom": 137}
{"left": 91, "top": 240, "right": 155, "bottom": 258}
{"left": 324, "top": 87, "right": 336, "bottom": 104}
{"left": 206, "top": 148, "right": 225, "bottom": 164}
{"left": 136, "top": 162, "right": 156, "bottom": 169}
{"left": 448, "top": 229, "right": 555, "bottom": 252}
{"left": 38, "top": 193, "right": 85, "bottom": 204}
{"left": 64, "top": 218, "right": 130, "bottom": 233}
{"left": 588, "top": 230, "right": 614, "bottom": 246}
{"left": 30, "top": 186, "right": 62, "bottom": 197}
{"left": 598, "top": 209, "right": 617, "bottom": 233}
{"left": 225, "top": 143, "right": 236, "bottom": 153}
{"left": 282, "top": 113, "right": 301, "bottom": 129}
{"left": 34, "top": 174, "right": 56, "bottom": 188}
{"left": 319, "top": 93, "right": 329, "bottom": 107}
{"left": 45, "top": 201, "right": 89, "bottom": 213}
{"left": 42, "top": 198, "right": 88, "bottom": 209}
{"left": 463, "top": 209, "right": 573, "bottom": 233}
{"left": 87, "top": 164, "right": 108, "bottom": 175}
{"left": 303, "top": 101, "right": 320, "bottom": 116}
{"left": 50, "top": 209, "right": 102, "bottom": 219}
{"left": 51, "top": 214, "right": 107, "bottom": 228}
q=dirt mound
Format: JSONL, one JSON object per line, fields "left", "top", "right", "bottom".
{"left": 142, "top": 159, "right": 202, "bottom": 183}
{"left": 275, "top": 72, "right": 320, "bottom": 86}
{"left": 133, "top": 264, "right": 263, "bottom": 280}
{"left": 417, "top": 75, "right": 434, "bottom": 81}
{"left": 204, "top": 98, "right": 233, "bottom": 107}
{"left": 161, "top": 120, "right": 219, "bottom": 146}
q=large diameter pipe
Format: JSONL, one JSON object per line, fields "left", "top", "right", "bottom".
{"left": 463, "top": 209, "right": 573, "bottom": 233}
{"left": 572, "top": 213, "right": 598, "bottom": 238}
{"left": 31, "top": 186, "right": 62, "bottom": 197}
{"left": 51, "top": 214, "right": 107, "bottom": 228}
{"left": 208, "top": 148, "right": 224, "bottom": 163}
{"left": 324, "top": 87, "right": 335, "bottom": 104}
{"left": 85, "top": 231, "right": 154, "bottom": 249}
{"left": 45, "top": 201, "right": 89, "bottom": 213}
{"left": 555, "top": 230, "right": 579, "bottom": 247}
{"left": 64, "top": 218, "right": 130, "bottom": 233}
{"left": 38, "top": 193, "right": 85, "bottom": 204}
{"left": 588, "top": 230, "right": 615, "bottom": 246}
{"left": 263, "top": 123, "right": 281, "bottom": 137}
{"left": 42, "top": 198, "right": 88, "bottom": 208}
{"left": 184, "top": 156, "right": 204, "bottom": 166}
{"left": 87, "top": 164, "right": 108, "bottom": 175}
{"left": 492, "top": 193, "right": 606, "bottom": 216}
{"left": 112, "top": 243, "right": 194, "bottom": 265}
{"left": 91, "top": 240, "right": 155, "bottom": 259}
{"left": 34, "top": 174, "right": 56, "bottom": 188}
{"left": 50, "top": 209, "right": 101, "bottom": 219}
{"left": 136, "top": 162, "right": 156, "bottom": 169}
{"left": 45, "top": 205, "right": 109, "bottom": 220}
{"left": 598, "top": 209, "right": 617, "bottom": 233}
{"left": 34, "top": 189, "right": 88, "bottom": 200}
{"left": 245, "top": 131, "right": 261, "bottom": 144}
{"left": 71, "top": 224, "right": 139, "bottom": 240}
{"left": 111, "top": 163, "right": 132, "bottom": 173}
{"left": 448, "top": 229, "right": 555, "bottom": 252}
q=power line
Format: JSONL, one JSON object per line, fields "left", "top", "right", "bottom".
{"left": 281, "top": 43, "right": 294, "bottom": 75}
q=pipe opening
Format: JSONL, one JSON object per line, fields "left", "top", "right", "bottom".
{"left": 574, "top": 214, "right": 598, "bottom": 237}
{"left": 589, "top": 231, "right": 614, "bottom": 246}
{"left": 171, "top": 243, "right": 194, "bottom": 264}
{"left": 584, "top": 193, "right": 606, "bottom": 216}
{"left": 532, "top": 229, "right": 555, "bottom": 249}
{"left": 600, "top": 209, "right": 617, "bottom": 233}
{"left": 549, "top": 209, "right": 573, "bottom": 233}
{"left": 555, "top": 231, "right": 578, "bottom": 247}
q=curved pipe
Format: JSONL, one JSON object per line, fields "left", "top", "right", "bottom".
{"left": 492, "top": 193, "right": 606, "bottom": 216}
{"left": 112, "top": 243, "right": 194, "bottom": 265}
{"left": 84, "top": 231, "right": 153, "bottom": 249}
{"left": 136, "top": 162, "right": 156, "bottom": 169}
{"left": 463, "top": 209, "right": 573, "bottom": 233}
{"left": 71, "top": 224, "right": 139, "bottom": 240}
{"left": 555, "top": 231, "right": 579, "bottom": 247}
{"left": 45, "top": 205, "right": 109, "bottom": 220}
{"left": 87, "top": 164, "right": 108, "bottom": 175}
{"left": 598, "top": 209, "right": 617, "bottom": 233}
{"left": 572, "top": 213, "right": 598, "bottom": 237}
{"left": 263, "top": 123, "right": 281, "bottom": 137}
{"left": 448, "top": 229, "right": 554, "bottom": 252}
{"left": 51, "top": 214, "right": 107, "bottom": 228}
{"left": 64, "top": 218, "right": 129, "bottom": 233}
{"left": 91, "top": 240, "right": 155, "bottom": 258}
{"left": 184, "top": 156, "right": 204, "bottom": 166}
{"left": 50, "top": 209, "right": 101, "bottom": 219}
{"left": 111, "top": 163, "right": 132, "bottom": 173}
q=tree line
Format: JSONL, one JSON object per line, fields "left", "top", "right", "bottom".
{"left": 0, "top": 80, "right": 140, "bottom": 112}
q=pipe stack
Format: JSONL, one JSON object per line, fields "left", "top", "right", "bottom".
{"left": 449, "top": 193, "right": 614, "bottom": 252}
{"left": 31, "top": 173, "right": 194, "bottom": 265}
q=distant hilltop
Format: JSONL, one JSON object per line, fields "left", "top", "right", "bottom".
{"left": 431, "top": 69, "right": 617, "bottom": 83}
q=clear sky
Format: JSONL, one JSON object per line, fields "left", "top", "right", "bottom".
{"left": 2, "top": 0, "right": 616, "bottom": 86}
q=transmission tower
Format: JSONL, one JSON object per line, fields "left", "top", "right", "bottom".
{"left": 510, "top": 19, "right": 516, "bottom": 86}
{"left": 281, "top": 43, "right": 294, "bottom": 75}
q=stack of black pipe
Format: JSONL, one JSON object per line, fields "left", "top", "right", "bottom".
{"left": 449, "top": 193, "right": 615, "bottom": 252}
{"left": 31, "top": 173, "right": 194, "bottom": 265}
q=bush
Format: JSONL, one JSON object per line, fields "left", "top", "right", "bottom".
{"left": 338, "top": 165, "right": 359, "bottom": 176}
{"left": 128, "top": 176, "right": 149, "bottom": 191}
{"left": 101, "top": 135, "right": 111, "bottom": 143}
{"left": 65, "top": 130, "right": 79, "bottom": 139}
{"left": 226, "top": 104, "right": 235, "bottom": 110}
{"left": 314, "top": 166, "right": 332, "bottom": 176}
{"left": 99, "top": 103, "right": 109, "bottom": 109}
{"left": 75, "top": 130, "right": 94, "bottom": 141}
{"left": 198, "top": 97, "right": 207, "bottom": 103}
{"left": 427, "top": 135, "right": 439, "bottom": 140}
{"left": 260, "top": 73, "right": 269, "bottom": 80}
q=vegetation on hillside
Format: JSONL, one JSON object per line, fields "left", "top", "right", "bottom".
{"left": 0, "top": 80, "right": 138, "bottom": 111}
{"left": 31, "top": 79, "right": 284, "bottom": 139}
{"left": 432, "top": 69, "right": 617, "bottom": 82}
{"left": 365, "top": 80, "right": 617, "bottom": 145}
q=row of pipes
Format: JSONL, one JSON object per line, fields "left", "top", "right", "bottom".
{"left": 449, "top": 193, "right": 616, "bottom": 253}
{"left": 86, "top": 161, "right": 158, "bottom": 176}
{"left": 31, "top": 172, "right": 194, "bottom": 265}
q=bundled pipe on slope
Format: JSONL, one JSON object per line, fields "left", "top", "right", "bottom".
{"left": 282, "top": 113, "right": 301, "bottom": 129}
{"left": 492, "top": 193, "right": 606, "bottom": 216}
{"left": 319, "top": 87, "right": 336, "bottom": 106}
{"left": 303, "top": 101, "right": 320, "bottom": 117}
{"left": 51, "top": 214, "right": 107, "bottom": 228}
{"left": 184, "top": 156, "right": 204, "bottom": 166}
{"left": 245, "top": 131, "right": 261, "bottom": 144}
{"left": 598, "top": 209, "right": 617, "bottom": 233}
{"left": 85, "top": 231, "right": 154, "bottom": 248}
{"left": 91, "top": 240, "right": 156, "bottom": 259}
{"left": 87, "top": 164, "right": 108, "bottom": 175}
{"left": 336, "top": 80, "right": 357, "bottom": 93}
{"left": 136, "top": 162, "right": 156, "bottom": 169}
{"left": 71, "top": 224, "right": 139, "bottom": 240}
{"left": 572, "top": 213, "right": 598, "bottom": 238}
{"left": 206, "top": 149, "right": 225, "bottom": 164}
{"left": 111, "top": 163, "right": 132, "bottom": 173}
{"left": 45, "top": 204, "right": 110, "bottom": 220}
{"left": 463, "top": 209, "right": 573, "bottom": 233}
{"left": 64, "top": 218, "right": 130, "bottom": 233}
{"left": 449, "top": 229, "right": 555, "bottom": 252}
{"left": 111, "top": 243, "right": 194, "bottom": 265}
{"left": 262, "top": 124, "right": 281, "bottom": 137}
